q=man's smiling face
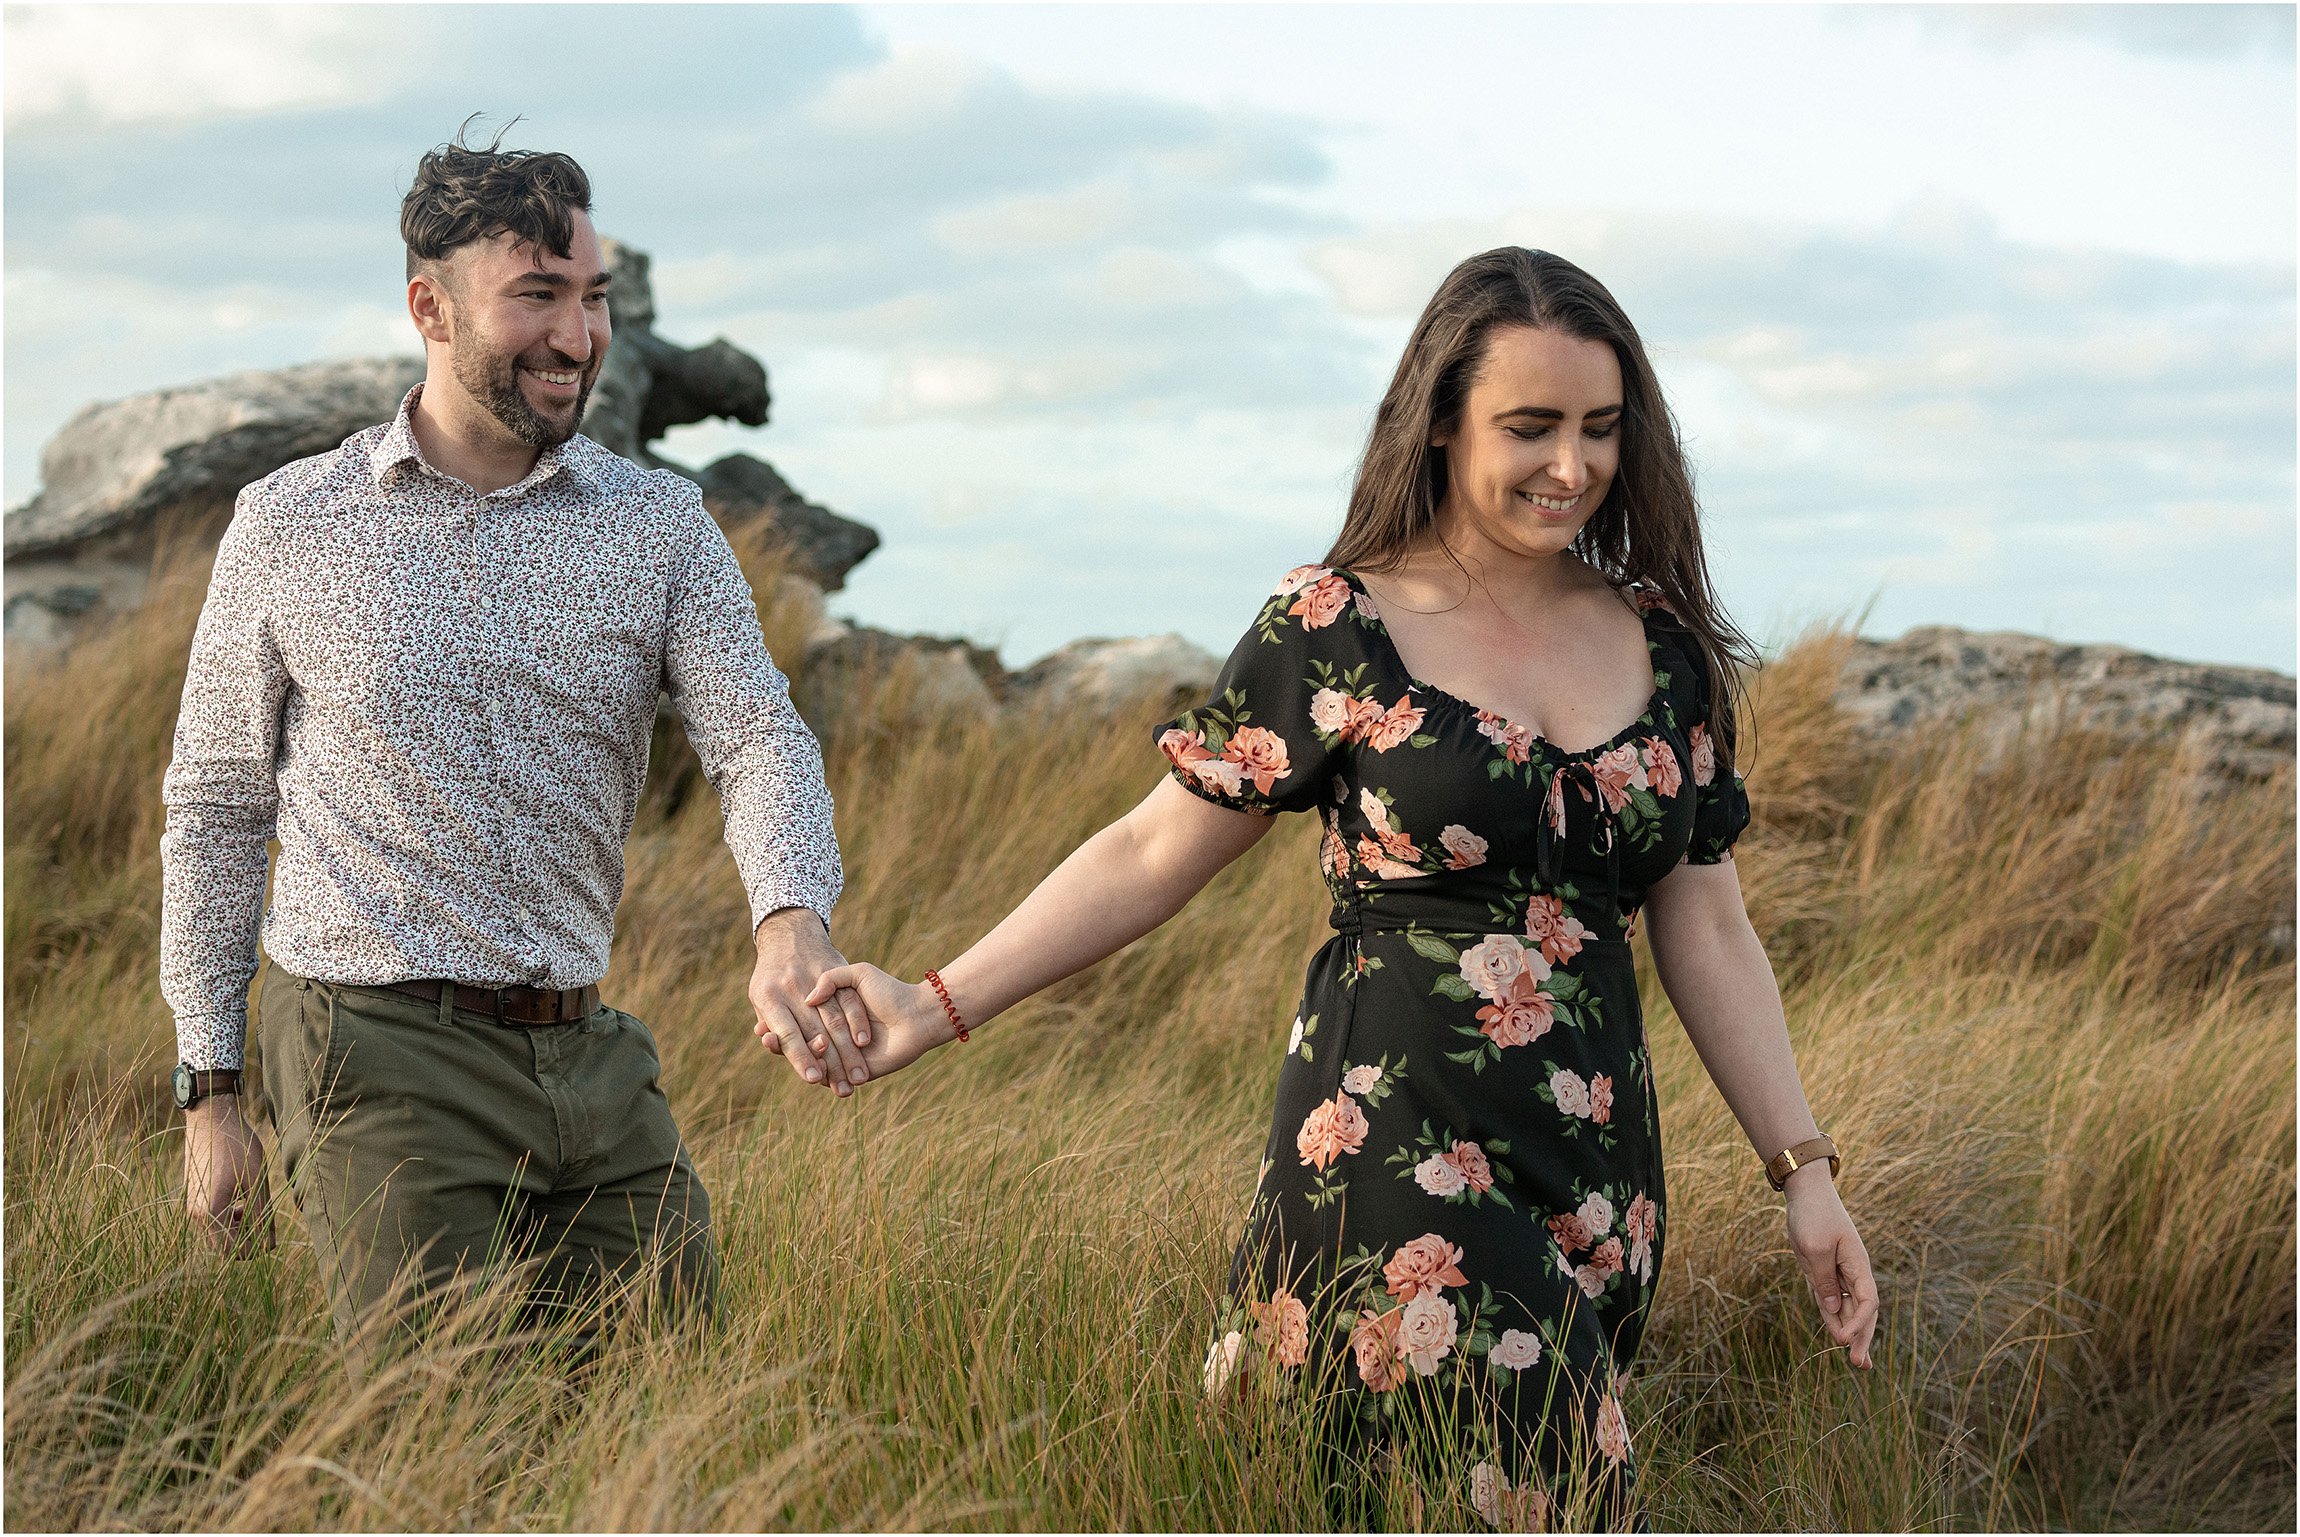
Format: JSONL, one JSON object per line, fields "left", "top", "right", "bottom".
{"left": 434, "top": 211, "right": 612, "bottom": 449}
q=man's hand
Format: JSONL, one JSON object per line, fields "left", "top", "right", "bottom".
{"left": 184, "top": 1095, "right": 271, "bottom": 1252}
{"left": 750, "top": 907, "right": 873, "bottom": 1096}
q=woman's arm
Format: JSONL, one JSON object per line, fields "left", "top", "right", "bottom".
{"left": 793, "top": 776, "right": 1276, "bottom": 1075}
{"left": 1642, "top": 858, "right": 1880, "bottom": 1369}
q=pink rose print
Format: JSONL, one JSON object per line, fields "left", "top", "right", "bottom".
{"left": 1641, "top": 735, "right": 1682, "bottom": 798}
{"left": 1548, "top": 1066, "right": 1592, "bottom": 1119}
{"left": 1596, "top": 1391, "right": 1632, "bottom": 1465}
{"left": 1443, "top": 1140, "right": 1495, "bottom": 1193}
{"left": 1355, "top": 836, "right": 1425, "bottom": 881}
{"left": 1295, "top": 1093, "right": 1369, "bottom": 1171}
{"left": 1475, "top": 709, "right": 1535, "bottom": 765}
{"left": 1351, "top": 1307, "right": 1404, "bottom": 1392}
{"left": 1162, "top": 727, "right": 1245, "bottom": 798}
{"left": 1319, "top": 821, "right": 1350, "bottom": 882}
{"left": 1194, "top": 757, "right": 1246, "bottom": 797}
{"left": 1382, "top": 1233, "right": 1469, "bottom": 1301}
{"left": 1342, "top": 693, "right": 1387, "bottom": 742}
{"left": 1273, "top": 564, "right": 1328, "bottom": 597}
{"left": 1309, "top": 687, "right": 1353, "bottom": 737}
{"left": 1458, "top": 933, "right": 1531, "bottom": 1001}
{"left": 1439, "top": 824, "right": 1489, "bottom": 870}
{"left": 1626, "top": 1190, "right": 1658, "bottom": 1245}
{"left": 1365, "top": 696, "right": 1427, "bottom": 752}
{"left": 1470, "top": 1462, "right": 1503, "bottom": 1528}
{"left": 1249, "top": 1286, "right": 1309, "bottom": 1368}
{"left": 1589, "top": 1073, "right": 1614, "bottom": 1125}
{"left": 1590, "top": 741, "right": 1647, "bottom": 813}
{"left": 1523, "top": 894, "right": 1590, "bottom": 965}
{"left": 1689, "top": 722, "right": 1717, "bottom": 787}
{"left": 1414, "top": 1154, "right": 1468, "bottom": 1198}
{"left": 1341, "top": 1063, "right": 1382, "bottom": 1096}
{"left": 1288, "top": 573, "right": 1352, "bottom": 629}
{"left": 1490, "top": 1328, "right": 1541, "bottom": 1371}
{"left": 1626, "top": 1192, "right": 1658, "bottom": 1283}
{"left": 1355, "top": 788, "right": 1426, "bottom": 877}
{"left": 1398, "top": 1291, "right": 1458, "bottom": 1376}
{"left": 1589, "top": 1236, "right": 1625, "bottom": 1278}
{"left": 1221, "top": 726, "right": 1291, "bottom": 795}
{"left": 1545, "top": 1210, "right": 1592, "bottom": 1253}
{"left": 1158, "top": 727, "right": 1212, "bottom": 774}
{"left": 1578, "top": 1190, "right": 1615, "bottom": 1237}
{"left": 1574, "top": 1262, "right": 1609, "bottom": 1299}
{"left": 1476, "top": 970, "right": 1556, "bottom": 1048}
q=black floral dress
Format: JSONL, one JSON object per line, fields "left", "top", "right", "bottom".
{"left": 1158, "top": 565, "right": 1750, "bottom": 1525}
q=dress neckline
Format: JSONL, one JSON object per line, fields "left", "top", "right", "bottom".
{"left": 1335, "top": 567, "right": 1669, "bottom": 762}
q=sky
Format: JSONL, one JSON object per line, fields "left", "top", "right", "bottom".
{"left": 5, "top": 2, "right": 2294, "bottom": 672}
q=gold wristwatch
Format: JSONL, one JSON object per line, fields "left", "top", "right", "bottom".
{"left": 1765, "top": 1133, "right": 1840, "bottom": 1192}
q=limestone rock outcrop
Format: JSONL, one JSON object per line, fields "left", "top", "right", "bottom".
{"left": 1834, "top": 627, "right": 2294, "bottom": 782}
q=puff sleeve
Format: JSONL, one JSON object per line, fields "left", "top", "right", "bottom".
{"left": 1674, "top": 630, "right": 1753, "bottom": 864}
{"left": 1152, "top": 565, "right": 1380, "bottom": 817}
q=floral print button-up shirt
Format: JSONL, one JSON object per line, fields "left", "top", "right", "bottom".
{"left": 159, "top": 386, "right": 841, "bottom": 1069}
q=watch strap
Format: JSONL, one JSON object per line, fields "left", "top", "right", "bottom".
{"left": 1766, "top": 1133, "right": 1839, "bottom": 1191}
{"left": 175, "top": 1066, "right": 243, "bottom": 1108}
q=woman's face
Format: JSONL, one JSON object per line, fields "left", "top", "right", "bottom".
{"left": 1432, "top": 324, "right": 1624, "bottom": 561}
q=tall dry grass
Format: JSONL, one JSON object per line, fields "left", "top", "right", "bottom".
{"left": 5, "top": 530, "right": 2292, "bottom": 1529}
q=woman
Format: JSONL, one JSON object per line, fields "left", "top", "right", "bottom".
{"left": 798, "top": 248, "right": 1878, "bottom": 1527}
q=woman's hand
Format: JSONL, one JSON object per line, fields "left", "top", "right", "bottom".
{"left": 1783, "top": 1166, "right": 1879, "bottom": 1368}
{"left": 791, "top": 963, "right": 957, "bottom": 1083}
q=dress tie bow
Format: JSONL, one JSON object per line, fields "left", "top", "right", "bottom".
{"left": 1535, "top": 760, "right": 1623, "bottom": 923}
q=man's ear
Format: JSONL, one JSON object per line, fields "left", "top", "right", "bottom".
{"left": 407, "top": 264, "right": 456, "bottom": 346}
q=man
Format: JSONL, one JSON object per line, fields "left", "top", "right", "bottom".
{"left": 162, "top": 133, "right": 872, "bottom": 1338}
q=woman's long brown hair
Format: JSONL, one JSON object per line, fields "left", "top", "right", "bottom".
{"left": 1323, "top": 247, "right": 1755, "bottom": 773}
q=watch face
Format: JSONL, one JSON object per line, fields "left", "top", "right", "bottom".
{"left": 172, "top": 1063, "right": 194, "bottom": 1109}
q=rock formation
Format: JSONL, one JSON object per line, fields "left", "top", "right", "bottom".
{"left": 699, "top": 453, "right": 877, "bottom": 593}
{"left": 1010, "top": 633, "right": 1221, "bottom": 716}
{"left": 1834, "top": 626, "right": 2294, "bottom": 783}
{"left": 2, "top": 237, "right": 872, "bottom": 648}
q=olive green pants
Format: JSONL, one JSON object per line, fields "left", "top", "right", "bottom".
{"left": 257, "top": 963, "right": 716, "bottom": 1345}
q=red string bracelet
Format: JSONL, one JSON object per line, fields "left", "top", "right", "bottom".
{"left": 922, "top": 968, "right": 968, "bottom": 1043}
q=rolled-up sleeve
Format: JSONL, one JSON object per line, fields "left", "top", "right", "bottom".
{"left": 661, "top": 495, "right": 843, "bottom": 934}
{"left": 159, "top": 501, "right": 290, "bottom": 1069}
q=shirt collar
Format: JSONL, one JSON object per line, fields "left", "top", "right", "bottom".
{"left": 367, "top": 382, "right": 602, "bottom": 497}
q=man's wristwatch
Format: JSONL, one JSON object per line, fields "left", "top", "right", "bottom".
{"left": 173, "top": 1065, "right": 243, "bottom": 1110}
{"left": 1765, "top": 1133, "right": 1840, "bottom": 1192}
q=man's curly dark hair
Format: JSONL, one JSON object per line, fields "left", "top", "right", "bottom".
{"left": 401, "top": 117, "right": 593, "bottom": 283}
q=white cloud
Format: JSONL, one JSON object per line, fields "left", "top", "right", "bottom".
{"left": 800, "top": 44, "right": 998, "bottom": 136}
{"left": 3, "top": 4, "right": 401, "bottom": 127}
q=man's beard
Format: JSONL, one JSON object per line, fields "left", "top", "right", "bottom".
{"left": 453, "top": 334, "right": 595, "bottom": 450}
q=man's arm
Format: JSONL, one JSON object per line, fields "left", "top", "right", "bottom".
{"left": 160, "top": 499, "right": 289, "bottom": 1245}
{"left": 659, "top": 492, "right": 867, "bottom": 1091}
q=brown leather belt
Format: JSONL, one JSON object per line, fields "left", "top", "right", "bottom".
{"left": 385, "top": 978, "right": 600, "bottom": 1025}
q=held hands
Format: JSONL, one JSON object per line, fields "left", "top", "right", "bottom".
{"left": 750, "top": 907, "right": 875, "bottom": 1097}
{"left": 792, "top": 962, "right": 961, "bottom": 1084}
{"left": 1783, "top": 1163, "right": 1880, "bottom": 1369}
